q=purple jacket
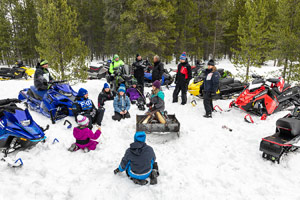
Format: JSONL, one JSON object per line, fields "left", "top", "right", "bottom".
{"left": 126, "top": 87, "right": 141, "bottom": 101}
{"left": 73, "top": 127, "right": 101, "bottom": 150}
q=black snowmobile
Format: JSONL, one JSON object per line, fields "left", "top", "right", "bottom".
{"left": 88, "top": 61, "right": 110, "bottom": 79}
{"left": 260, "top": 106, "right": 300, "bottom": 163}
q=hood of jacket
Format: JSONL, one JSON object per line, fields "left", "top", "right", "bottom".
{"left": 129, "top": 142, "right": 146, "bottom": 156}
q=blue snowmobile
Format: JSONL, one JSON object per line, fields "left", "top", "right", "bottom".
{"left": 144, "top": 66, "right": 174, "bottom": 87}
{"left": 18, "top": 80, "right": 78, "bottom": 124}
{"left": 0, "top": 99, "right": 48, "bottom": 158}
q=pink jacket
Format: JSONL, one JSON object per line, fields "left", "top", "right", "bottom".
{"left": 73, "top": 127, "right": 101, "bottom": 150}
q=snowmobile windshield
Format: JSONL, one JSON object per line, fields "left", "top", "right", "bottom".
{"left": 249, "top": 82, "right": 263, "bottom": 91}
{"left": 56, "top": 84, "right": 73, "bottom": 97}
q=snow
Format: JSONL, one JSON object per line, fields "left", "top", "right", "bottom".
{"left": 1, "top": 59, "right": 300, "bottom": 200}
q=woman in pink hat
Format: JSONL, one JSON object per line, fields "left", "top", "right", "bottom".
{"left": 68, "top": 115, "right": 101, "bottom": 152}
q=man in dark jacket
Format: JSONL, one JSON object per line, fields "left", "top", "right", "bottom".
{"left": 114, "top": 131, "right": 159, "bottom": 185}
{"left": 203, "top": 59, "right": 220, "bottom": 118}
{"left": 97, "top": 83, "right": 115, "bottom": 108}
{"left": 34, "top": 59, "right": 53, "bottom": 91}
{"left": 73, "top": 88, "right": 104, "bottom": 128}
{"left": 132, "top": 54, "right": 148, "bottom": 94}
{"left": 152, "top": 55, "right": 164, "bottom": 82}
{"left": 172, "top": 52, "right": 192, "bottom": 105}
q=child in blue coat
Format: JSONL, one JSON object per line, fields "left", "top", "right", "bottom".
{"left": 112, "top": 84, "right": 131, "bottom": 121}
{"left": 114, "top": 131, "right": 159, "bottom": 185}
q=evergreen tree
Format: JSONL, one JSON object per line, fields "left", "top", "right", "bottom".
{"left": 0, "top": 0, "right": 12, "bottom": 65}
{"left": 232, "top": 0, "right": 275, "bottom": 82}
{"left": 272, "top": 0, "right": 300, "bottom": 82}
{"left": 120, "top": 0, "right": 177, "bottom": 62}
{"left": 36, "top": 0, "right": 89, "bottom": 81}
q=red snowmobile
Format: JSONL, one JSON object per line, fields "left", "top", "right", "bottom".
{"left": 230, "top": 74, "right": 300, "bottom": 118}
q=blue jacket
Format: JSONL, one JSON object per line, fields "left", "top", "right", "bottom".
{"left": 76, "top": 97, "right": 94, "bottom": 111}
{"left": 203, "top": 69, "right": 220, "bottom": 93}
{"left": 113, "top": 95, "right": 131, "bottom": 113}
{"left": 119, "top": 142, "right": 156, "bottom": 180}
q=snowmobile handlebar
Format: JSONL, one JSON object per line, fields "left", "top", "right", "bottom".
{"left": 50, "top": 80, "right": 67, "bottom": 84}
{"left": 251, "top": 74, "right": 263, "bottom": 79}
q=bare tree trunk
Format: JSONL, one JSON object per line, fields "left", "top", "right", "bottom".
{"left": 283, "top": 58, "right": 288, "bottom": 80}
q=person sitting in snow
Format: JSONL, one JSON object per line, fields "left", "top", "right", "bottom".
{"left": 97, "top": 83, "right": 115, "bottom": 108}
{"left": 73, "top": 88, "right": 104, "bottom": 128}
{"left": 68, "top": 115, "right": 101, "bottom": 153}
{"left": 114, "top": 131, "right": 159, "bottom": 185}
{"left": 146, "top": 80, "right": 165, "bottom": 113}
{"left": 112, "top": 84, "right": 131, "bottom": 121}
{"left": 126, "top": 78, "right": 143, "bottom": 104}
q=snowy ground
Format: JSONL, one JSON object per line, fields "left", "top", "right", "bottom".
{"left": 1, "top": 59, "right": 300, "bottom": 200}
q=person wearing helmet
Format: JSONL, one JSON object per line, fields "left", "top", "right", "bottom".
{"left": 109, "top": 54, "right": 125, "bottom": 74}
{"left": 126, "top": 78, "right": 143, "bottom": 104}
{"left": 15, "top": 60, "right": 24, "bottom": 68}
{"left": 34, "top": 59, "right": 53, "bottom": 91}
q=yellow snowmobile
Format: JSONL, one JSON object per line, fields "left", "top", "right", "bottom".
{"left": 188, "top": 69, "right": 245, "bottom": 99}
{"left": 0, "top": 61, "right": 35, "bottom": 80}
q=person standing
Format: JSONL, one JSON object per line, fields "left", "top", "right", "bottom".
{"left": 109, "top": 54, "right": 125, "bottom": 75}
{"left": 132, "top": 54, "right": 146, "bottom": 93}
{"left": 152, "top": 55, "right": 164, "bottom": 82}
{"left": 172, "top": 52, "right": 192, "bottom": 105}
{"left": 203, "top": 59, "right": 220, "bottom": 118}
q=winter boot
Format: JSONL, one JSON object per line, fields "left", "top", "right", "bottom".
{"left": 68, "top": 143, "right": 79, "bottom": 152}
{"left": 150, "top": 169, "right": 159, "bottom": 185}
{"left": 132, "top": 178, "right": 148, "bottom": 186}
{"left": 83, "top": 147, "right": 90, "bottom": 153}
{"left": 203, "top": 113, "right": 212, "bottom": 118}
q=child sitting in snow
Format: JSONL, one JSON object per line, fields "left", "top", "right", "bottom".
{"left": 126, "top": 78, "right": 142, "bottom": 104}
{"left": 112, "top": 84, "right": 131, "bottom": 121}
{"left": 146, "top": 80, "right": 165, "bottom": 113}
{"left": 68, "top": 115, "right": 101, "bottom": 153}
{"left": 114, "top": 131, "right": 159, "bottom": 185}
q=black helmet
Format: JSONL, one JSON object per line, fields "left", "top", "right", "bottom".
{"left": 16, "top": 60, "right": 23, "bottom": 67}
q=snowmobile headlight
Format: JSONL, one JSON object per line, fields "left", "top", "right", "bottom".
{"left": 60, "top": 90, "right": 72, "bottom": 97}
{"left": 21, "top": 120, "right": 30, "bottom": 126}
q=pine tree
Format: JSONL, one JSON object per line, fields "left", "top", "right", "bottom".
{"left": 0, "top": 0, "right": 12, "bottom": 65}
{"left": 120, "top": 0, "right": 176, "bottom": 62}
{"left": 272, "top": 0, "right": 300, "bottom": 82}
{"left": 232, "top": 0, "right": 275, "bottom": 82}
{"left": 36, "top": 0, "right": 89, "bottom": 81}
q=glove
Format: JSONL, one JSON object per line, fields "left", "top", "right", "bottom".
{"left": 146, "top": 102, "right": 153, "bottom": 108}
{"left": 114, "top": 168, "right": 120, "bottom": 175}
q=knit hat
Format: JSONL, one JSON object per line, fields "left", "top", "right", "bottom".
{"left": 113, "top": 54, "right": 119, "bottom": 60}
{"left": 104, "top": 83, "right": 110, "bottom": 89}
{"left": 152, "top": 80, "right": 161, "bottom": 89}
{"left": 180, "top": 52, "right": 187, "bottom": 60}
{"left": 208, "top": 59, "right": 215, "bottom": 66}
{"left": 118, "top": 84, "right": 126, "bottom": 93}
{"left": 40, "top": 59, "right": 48, "bottom": 66}
{"left": 136, "top": 54, "right": 140, "bottom": 58}
{"left": 134, "top": 131, "right": 146, "bottom": 143}
{"left": 77, "top": 88, "right": 88, "bottom": 97}
{"left": 77, "top": 115, "right": 89, "bottom": 127}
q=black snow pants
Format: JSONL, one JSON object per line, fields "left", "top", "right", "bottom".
{"left": 203, "top": 91, "right": 213, "bottom": 115}
{"left": 173, "top": 83, "right": 188, "bottom": 104}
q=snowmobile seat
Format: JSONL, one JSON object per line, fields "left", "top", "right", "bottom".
{"left": 267, "top": 78, "right": 280, "bottom": 83}
{"left": 276, "top": 118, "right": 300, "bottom": 137}
{"left": 252, "top": 79, "right": 264, "bottom": 84}
{"left": 219, "top": 77, "right": 234, "bottom": 86}
{"left": 30, "top": 86, "right": 46, "bottom": 101}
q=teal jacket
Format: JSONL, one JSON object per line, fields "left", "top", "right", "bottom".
{"left": 150, "top": 91, "right": 165, "bottom": 112}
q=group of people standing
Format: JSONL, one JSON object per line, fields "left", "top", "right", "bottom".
{"left": 32, "top": 52, "right": 220, "bottom": 186}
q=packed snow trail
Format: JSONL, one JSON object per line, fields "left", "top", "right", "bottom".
{"left": 0, "top": 60, "right": 300, "bottom": 200}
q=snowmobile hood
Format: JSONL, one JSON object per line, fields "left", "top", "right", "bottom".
{"left": 3, "top": 109, "right": 45, "bottom": 140}
{"left": 129, "top": 142, "right": 146, "bottom": 156}
{"left": 53, "top": 83, "right": 78, "bottom": 97}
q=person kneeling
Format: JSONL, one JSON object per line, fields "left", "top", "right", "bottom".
{"left": 68, "top": 115, "right": 101, "bottom": 153}
{"left": 112, "top": 84, "right": 131, "bottom": 121}
{"left": 114, "top": 131, "right": 159, "bottom": 185}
